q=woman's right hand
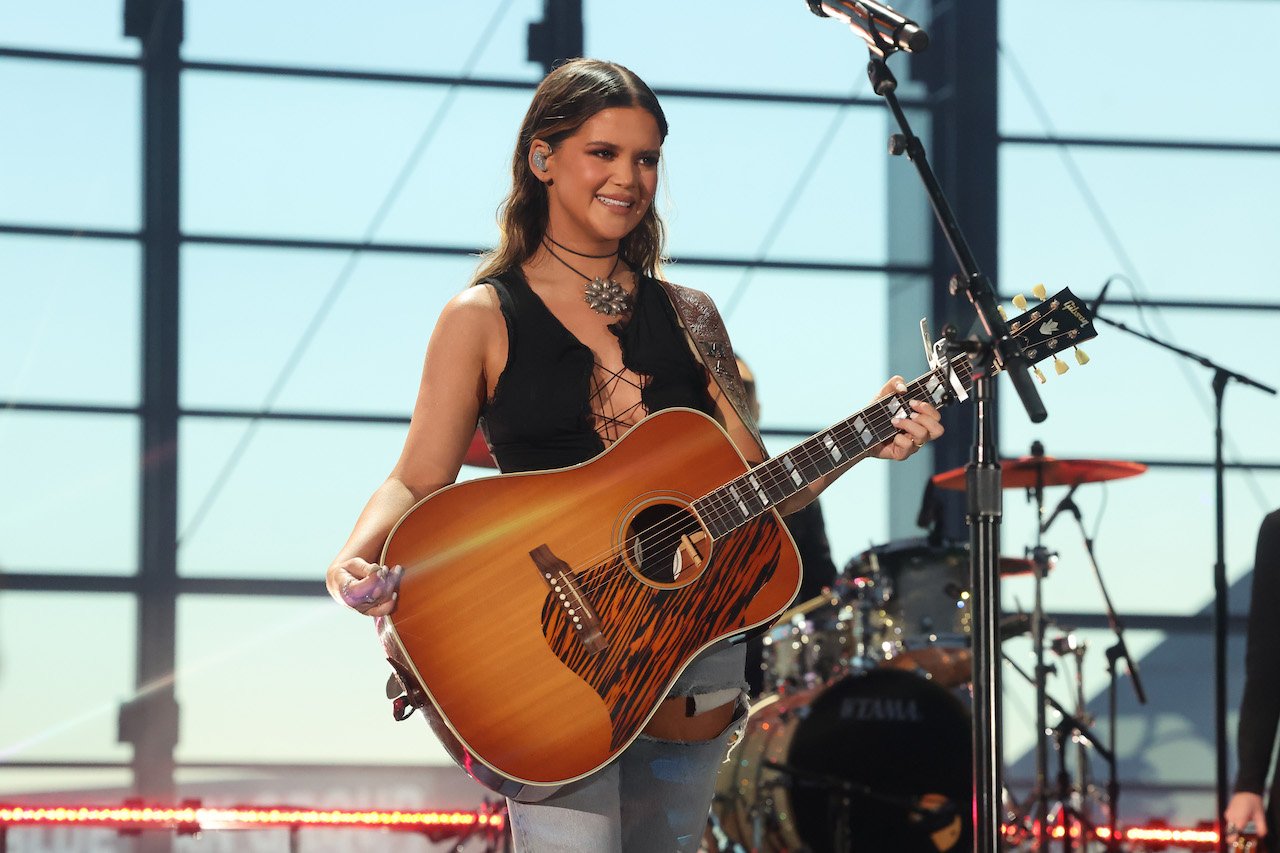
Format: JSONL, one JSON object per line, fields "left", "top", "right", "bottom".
{"left": 333, "top": 558, "right": 403, "bottom": 618}
{"left": 1224, "top": 791, "right": 1268, "bottom": 844}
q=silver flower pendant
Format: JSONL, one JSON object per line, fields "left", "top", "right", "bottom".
{"left": 583, "top": 277, "right": 633, "bottom": 316}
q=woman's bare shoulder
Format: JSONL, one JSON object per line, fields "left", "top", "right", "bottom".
{"left": 432, "top": 282, "right": 504, "bottom": 338}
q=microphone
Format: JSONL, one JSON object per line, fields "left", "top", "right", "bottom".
{"left": 1040, "top": 480, "right": 1082, "bottom": 535}
{"left": 1091, "top": 278, "right": 1114, "bottom": 314}
{"left": 806, "top": 0, "right": 930, "bottom": 55}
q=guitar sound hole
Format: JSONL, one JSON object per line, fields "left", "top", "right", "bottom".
{"left": 626, "top": 503, "right": 710, "bottom": 586}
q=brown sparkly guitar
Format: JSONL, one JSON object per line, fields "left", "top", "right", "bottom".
{"left": 376, "top": 288, "right": 1097, "bottom": 800}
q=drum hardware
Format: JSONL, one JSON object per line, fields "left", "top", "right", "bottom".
{"left": 934, "top": 443, "right": 1147, "bottom": 852}
{"left": 844, "top": 539, "right": 1039, "bottom": 689}
{"left": 714, "top": 669, "right": 972, "bottom": 853}
{"left": 1003, "top": 651, "right": 1117, "bottom": 853}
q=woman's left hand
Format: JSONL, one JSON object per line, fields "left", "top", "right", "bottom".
{"left": 872, "top": 375, "right": 944, "bottom": 461}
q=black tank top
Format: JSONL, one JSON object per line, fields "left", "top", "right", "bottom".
{"left": 478, "top": 268, "right": 715, "bottom": 474}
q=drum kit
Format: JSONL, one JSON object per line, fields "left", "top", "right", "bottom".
{"left": 708, "top": 452, "right": 1148, "bottom": 853}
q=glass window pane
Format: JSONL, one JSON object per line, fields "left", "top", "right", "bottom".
{"left": 0, "top": 235, "right": 140, "bottom": 406}
{"left": 0, "top": 592, "right": 136, "bottom": 762}
{"left": 998, "top": 305, "right": 1280, "bottom": 466}
{"left": 0, "top": 2, "right": 139, "bottom": 57}
{"left": 686, "top": 268, "right": 888, "bottom": 431}
{"left": 586, "top": 0, "right": 930, "bottom": 96}
{"left": 0, "top": 414, "right": 139, "bottom": 575}
{"left": 995, "top": 469, "right": 1280, "bottom": 617}
{"left": 0, "top": 59, "right": 140, "bottom": 230}
{"left": 1000, "top": 1, "right": 1280, "bottom": 143}
{"left": 661, "top": 100, "right": 891, "bottom": 264}
{"left": 1000, "top": 144, "right": 1280, "bottom": 305}
{"left": 178, "top": 419, "right": 419, "bottom": 579}
{"left": 0, "top": 767, "right": 133, "bottom": 800}
{"left": 182, "top": 0, "right": 543, "bottom": 80}
{"left": 181, "top": 73, "right": 526, "bottom": 245}
{"left": 693, "top": 268, "right": 891, "bottom": 566}
{"left": 180, "top": 248, "right": 478, "bottom": 414}
{"left": 175, "top": 595, "right": 453, "bottom": 765}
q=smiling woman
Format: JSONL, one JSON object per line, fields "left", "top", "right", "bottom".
{"left": 321, "top": 58, "right": 942, "bottom": 853}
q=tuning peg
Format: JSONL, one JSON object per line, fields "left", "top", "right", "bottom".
{"left": 1053, "top": 355, "right": 1069, "bottom": 375}
{"left": 1074, "top": 347, "right": 1090, "bottom": 366}
{"left": 1033, "top": 366, "right": 1047, "bottom": 384}
{"left": 1012, "top": 293, "right": 1028, "bottom": 311}
{"left": 997, "top": 305, "right": 1008, "bottom": 321}
{"left": 1032, "top": 283, "right": 1048, "bottom": 301}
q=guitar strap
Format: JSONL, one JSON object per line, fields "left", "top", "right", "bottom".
{"left": 656, "top": 279, "right": 766, "bottom": 459}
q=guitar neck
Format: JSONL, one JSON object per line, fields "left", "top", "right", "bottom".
{"left": 693, "top": 361, "right": 975, "bottom": 540}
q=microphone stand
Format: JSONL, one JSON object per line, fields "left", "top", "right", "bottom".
{"left": 861, "top": 50, "right": 1048, "bottom": 853}
{"left": 1030, "top": 441, "right": 1053, "bottom": 848}
{"left": 1086, "top": 307, "right": 1275, "bottom": 853}
{"left": 1053, "top": 483, "right": 1148, "bottom": 852}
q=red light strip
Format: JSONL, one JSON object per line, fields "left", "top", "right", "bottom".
{"left": 0, "top": 805, "right": 504, "bottom": 832}
{"left": 0, "top": 807, "right": 1232, "bottom": 848}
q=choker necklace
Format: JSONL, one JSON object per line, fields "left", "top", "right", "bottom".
{"left": 542, "top": 240, "right": 633, "bottom": 317}
{"left": 545, "top": 234, "right": 618, "bottom": 259}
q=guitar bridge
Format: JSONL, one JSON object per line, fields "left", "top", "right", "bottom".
{"left": 530, "top": 544, "right": 608, "bottom": 655}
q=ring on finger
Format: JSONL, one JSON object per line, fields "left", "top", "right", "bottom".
{"left": 912, "top": 439, "right": 925, "bottom": 448}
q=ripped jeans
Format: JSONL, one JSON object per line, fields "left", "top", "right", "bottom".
{"left": 507, "top": 641, "right": 748, "bottom": 853}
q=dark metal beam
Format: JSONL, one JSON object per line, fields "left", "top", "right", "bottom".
{"left": 123, "top": 2, "right": 183, "bottom": 848}
{"left": 1002, "top": 133, "right": 1280, "bottom": 156}
{"left": 1, "top": 46, "right": 923, "bottom": 109}
{"left": 527, "top": 0, "right": 582, "bottom": 75}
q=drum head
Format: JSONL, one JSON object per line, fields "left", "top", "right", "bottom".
{"left": 786, "top": 669, "right": 972, "bottom": 853}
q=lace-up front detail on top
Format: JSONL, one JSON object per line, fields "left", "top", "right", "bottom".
{"left": 478, "top": 269, "right": 714, "bottom": 474}
{"left": 588, "top": 360, "right": 650, "bottom": 448}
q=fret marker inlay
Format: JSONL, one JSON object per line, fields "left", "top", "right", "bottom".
{"left": 926, "top": 374, "right": 945, "bottom": 404}
{"left": 782, "top": 455, "right": 803, "bottom": 486}
{"left": 748, "top": 474, "right": 768, "bottom": 505}
{"left": 823, "top": 434, "right": 842, "bottom": 463}
{"left": 727, "top": 484, "right": 749, "bottom": 517}
{"left": 853, "top": 416, "right": 874, "bottom": 447}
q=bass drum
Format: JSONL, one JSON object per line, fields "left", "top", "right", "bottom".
{"left": 715, "top": 669, "right": 972, "bottom": 853}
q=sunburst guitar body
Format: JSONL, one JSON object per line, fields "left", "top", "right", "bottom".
{"left": 379, "top": 408, "right": 800, "bottom": 800}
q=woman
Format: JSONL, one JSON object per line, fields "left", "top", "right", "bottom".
{"left": 324, "top": 58, "right": 943, "bottom": 853}
{"left": 1225, "top": 509, "right": 1280, "bottom": 851}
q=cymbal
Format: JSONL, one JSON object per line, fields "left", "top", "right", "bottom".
{"left": 931, "top": 455, "right": 1146, "bottom": 491}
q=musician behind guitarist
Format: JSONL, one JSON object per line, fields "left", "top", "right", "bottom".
{"left": 1225, "top": 509, "right": 1280, "bottom": 851}
{"left": 735, "top": 356, "right": 840, "bottom": 698}
{"left": 323, "top": 58, "right": 943, "bottom": 853}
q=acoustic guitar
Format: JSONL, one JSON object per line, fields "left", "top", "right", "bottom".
{"left": 376, "top": 288, "right": 1097, "bottom": 800}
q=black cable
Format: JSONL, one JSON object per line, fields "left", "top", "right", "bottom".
{"left": 177, "top": 1, "right": 512, "bottom": 547}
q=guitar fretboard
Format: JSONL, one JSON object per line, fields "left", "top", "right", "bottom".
{"left": 693, "top": 361, "right": 974, "bottom": 540}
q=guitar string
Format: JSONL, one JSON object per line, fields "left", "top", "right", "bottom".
{"left": 557, "top": 372, "right": 952, "bottom": 600}
{"left": 556, "top": 364, "right": 974, "bottom": 598}
{"left": 519, "top": 319, "right": 1084, "bottom": 601}
{"left": 655, "top": 355, "right": 982, "bottom": 548}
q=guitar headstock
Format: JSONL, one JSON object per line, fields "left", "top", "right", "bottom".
{"left": 1000, "top": 284, "right": 1098, "bottom": 383}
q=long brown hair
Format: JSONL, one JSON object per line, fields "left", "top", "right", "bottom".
{"left": 472, "top": 58, "right": 669, "bottom": 284}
